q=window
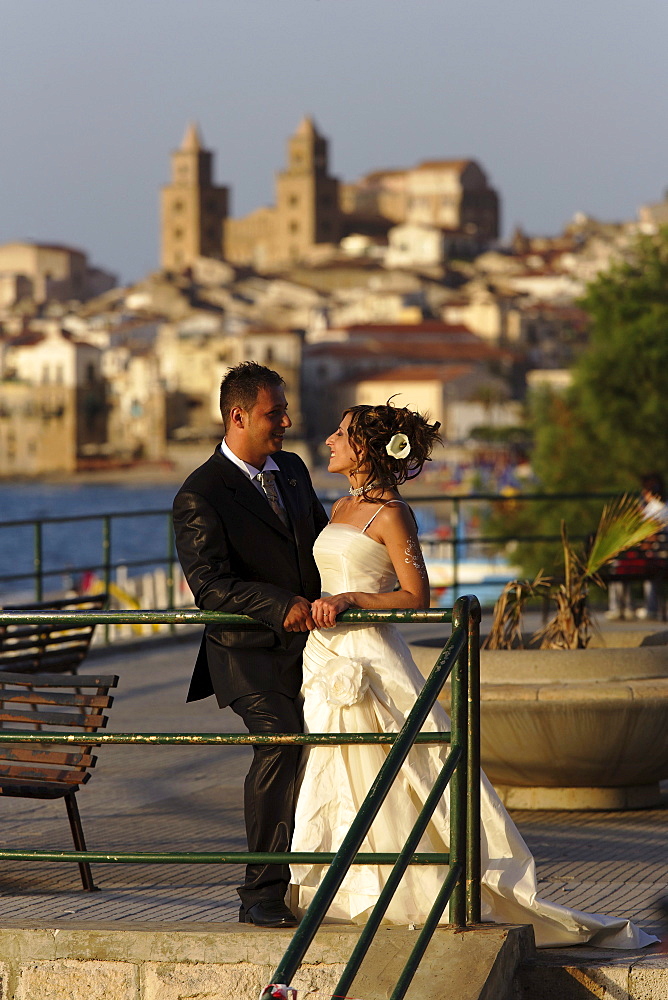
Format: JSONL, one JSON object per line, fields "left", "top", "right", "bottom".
{"left": 289, "top": 194, "right": 299, "bottom": 207}
{"left": 289, "top": 221, "right": 299, "bottom": 234}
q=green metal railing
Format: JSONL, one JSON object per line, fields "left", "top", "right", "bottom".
{"left": 0, "top": 508, "right": 178, "bottom": 607}
{"left": 0, "top": 600, "right": 481, "bottom": 999}
{"left": 0, "top": 491, "right": 618, "bottom": 611}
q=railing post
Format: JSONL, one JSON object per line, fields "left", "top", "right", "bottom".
{"left": 102, "top": 516, "right": 111, "bottom": 644}
{"left": 166, "top": 512, "right": 176, "bottom": 633}
{"left": 33, "top": 520, "right": 43, "bottom": 602}
{"left": 451, "top": 497, "right": 461, "bottom": 601}
{"left": 448, "top": 595, "right": 468, "bottom": 927}
{"left": 467, "top": 595, "right": 482, "bottom": 924}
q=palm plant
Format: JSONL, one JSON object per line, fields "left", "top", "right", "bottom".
{"left": 486, "top": 495, "right": 664, "bottom": 650}
{"left": 482, "top": 571, "right": 551, "bottom": 650}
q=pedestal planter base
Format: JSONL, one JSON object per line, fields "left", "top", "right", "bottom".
{"left": 495, "top": 782, "right": 664, "bottom": 811}
{"left": 410, "top": 633, "right": 668, "bottom": 810}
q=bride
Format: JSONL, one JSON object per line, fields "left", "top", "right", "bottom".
{"left": 290, "top": 401, "right": 657, "bottom": 949}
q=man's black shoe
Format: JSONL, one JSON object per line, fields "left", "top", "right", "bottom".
{"left": 239, "top": 900, "right": 299, "bottom": 928}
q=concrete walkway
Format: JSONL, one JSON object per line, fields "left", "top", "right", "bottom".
{"left": 0, "top": 625, "right": 666, "bottom": 947}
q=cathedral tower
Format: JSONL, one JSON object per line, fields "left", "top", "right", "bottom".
{"left": 274, "top": 117, "right": 340, "bottom": 264}
{"left": 160, "top": 124, "right": 228, "bottom": 272}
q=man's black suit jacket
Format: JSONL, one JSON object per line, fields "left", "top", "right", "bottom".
{"left": 173, "top": 448, "right": 328, "bottom": 707}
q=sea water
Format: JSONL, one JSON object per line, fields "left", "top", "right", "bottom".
{"left": 0, "top": 482, "right": 178, "bottom": 601}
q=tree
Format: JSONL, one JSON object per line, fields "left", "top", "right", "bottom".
{"left": 493, "top": 227, "right": 668, "bottom": 578}
{"left": 529, "top": 228, "right": 668, "bottom": 489}
{"left": 556, "top": 228, "right": 668, "bottom": 487}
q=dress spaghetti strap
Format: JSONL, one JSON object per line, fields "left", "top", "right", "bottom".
{"left": 330, "top": 497, "right": 346, "bottom": 519}
{"left": 361, "top": 499, "right": 408, "bottom": 534}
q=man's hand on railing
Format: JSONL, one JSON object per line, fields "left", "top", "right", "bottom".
{"left": 282, "top": 596, "right": 316, "bottom": 632}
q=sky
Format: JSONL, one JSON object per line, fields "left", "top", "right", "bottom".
{"left": 3, "top": 0, "right": 668, "bottom": 286}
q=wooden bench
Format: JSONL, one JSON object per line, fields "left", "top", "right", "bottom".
{"left": 0, "top": 595, "right": 107, "bottom": 675}
{"left": 0, "top": 670, "right": 118, "bottom": 890}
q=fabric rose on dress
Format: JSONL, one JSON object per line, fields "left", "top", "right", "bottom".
{"left": 386, "top": 433, "right": 411, "bottom": 460}
{"left": 311, "top": 655, "right": 369, "bottom": 707}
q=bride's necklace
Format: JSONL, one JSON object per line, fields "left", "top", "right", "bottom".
{"left": 348, "top": 481, "right": 379, "bottom": 497}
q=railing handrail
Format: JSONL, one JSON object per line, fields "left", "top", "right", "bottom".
{"left": 0, "top": 608, "right": 452, "bottom": 626}
{"left": 0, "top": 602, "right": 481, "bottom": 1000}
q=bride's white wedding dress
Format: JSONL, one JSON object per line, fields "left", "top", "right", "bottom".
{"left": 290, "top": 516, "right": 657, "bottom": 948}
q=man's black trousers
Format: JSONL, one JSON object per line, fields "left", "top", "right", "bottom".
{"left": 230, "top": 691, "right": 303, "bottom": 909}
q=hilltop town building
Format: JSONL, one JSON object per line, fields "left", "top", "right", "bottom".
{"left": 159, "top": 119, "right": 499, "bottom": 273}
{"left": 341, "top": 159, "right": 500, "bottom": 243}
{"left": 0, "top": 242, "right": 116, "bottom": 307}
{"left": 301, "top": 320, "right": 516, "bottom": 448}
{"left": 0, "top": 324, "right": 107, "bottom": 473}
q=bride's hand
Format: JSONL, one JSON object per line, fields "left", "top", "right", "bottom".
{"left": 311, "top": 594, "right": 352, "bottom": 629}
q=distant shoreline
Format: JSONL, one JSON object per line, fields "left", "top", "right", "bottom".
{"left": 0, "top": 464, "right": 446, "bottom": 497}
{"left": 0, "top": 463, "right": 342, "bottom": 492}
{"left": 0, "top": 466, "right": 186, "bottom": 488}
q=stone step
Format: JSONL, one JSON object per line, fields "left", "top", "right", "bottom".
{"left": 0, "top": 922, "right": 533, "bottom": 1000}
{"left": 513, "top": 949, "right": 668, "bottom": 999}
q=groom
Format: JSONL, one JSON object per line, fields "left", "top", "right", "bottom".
{"left": 173, "top": 361, "right": 328, "bottom": 927}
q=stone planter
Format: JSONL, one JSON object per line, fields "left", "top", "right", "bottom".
{"left": 409, "top": 631, "right": 668, "bottom": 810}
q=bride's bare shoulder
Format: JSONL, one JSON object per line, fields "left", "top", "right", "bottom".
{"left": 364, "top": 497, "right": 417, "bottom": 542}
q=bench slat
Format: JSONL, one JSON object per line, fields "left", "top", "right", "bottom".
{"left": 0, "top": 764, "right": 88, "bottom": 784}
{"left": 0, "top": 708, "right": 106, "bottom": 728}
{"left": 0, "top": 651, "right": 91, "bottom": 672}
{"left": 0, "top": 636, "right": 94, "bottom": 655}
{"left": 0, "top": 777, "right": 90, "bottom": 798}
{"left": 0, "top": 747, "right": 95, "bottom": 767}
{"left": 0, "top": 690, "right": 113, "bottom": 709}
{"left": 1, "top": 623, "right": 95, "bottom": 638}
{"left": 0, "top": 672, "right": 118, "bottom": 688}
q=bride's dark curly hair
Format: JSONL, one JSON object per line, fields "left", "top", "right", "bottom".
{"left": 344, "top": 400, "right": 441, "bottom": 501}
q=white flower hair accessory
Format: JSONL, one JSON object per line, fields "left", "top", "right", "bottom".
{"left": 386, "top": 433, "right": 411, "bottom": 460}
{"left": 310, "top": 655, "right": 369, "bottom": 708}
